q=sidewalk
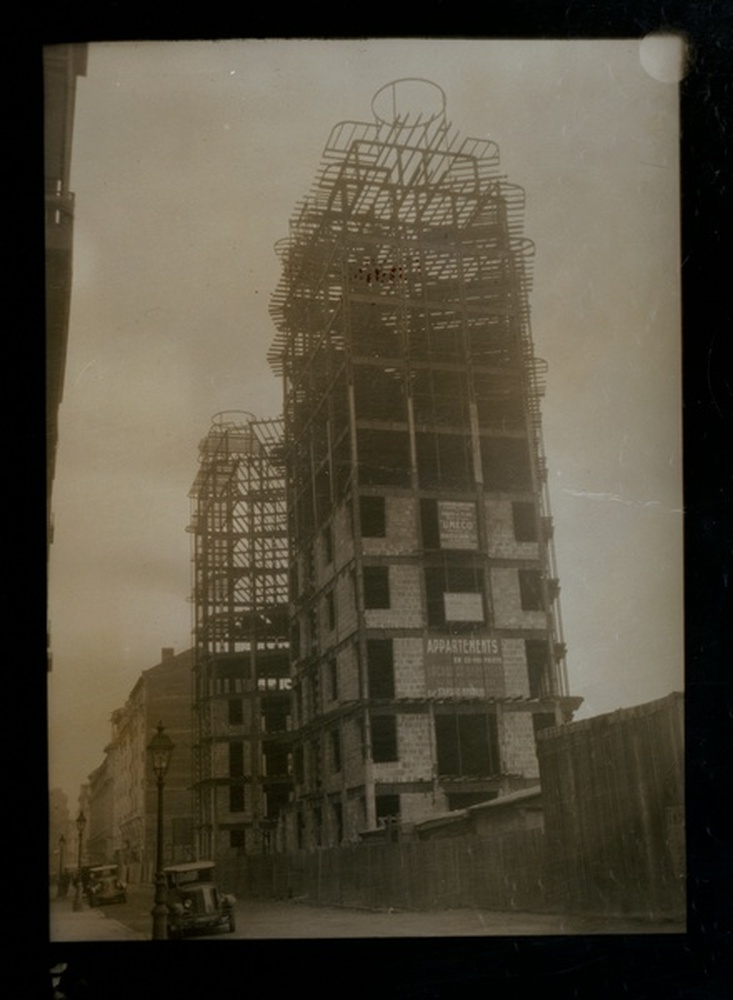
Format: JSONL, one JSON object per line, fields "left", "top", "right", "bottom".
{"left": 49, "top": 897, "right": 146, "bottom": 941}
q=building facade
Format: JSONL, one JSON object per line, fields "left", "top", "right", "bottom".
{"left": 86, "top": 757, "right": 114, "bottom": 866}
{"left": 268, "top": 79, "right": 581, "bottom": 849}
{"left": 45, "top": 43, "right": 87, "bottom": 664}
{"left": 85, "top": 647, "right": 195, "bottom": 881}
{"left": 48, "top": 787, "right": 72, "bottom": 886}
{"left": 189, "top": 413, "right": 291, "bottom": 861}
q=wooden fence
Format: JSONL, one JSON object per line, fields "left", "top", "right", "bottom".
{"left": 219, "top": 829, "right": 551, "bottom": 914}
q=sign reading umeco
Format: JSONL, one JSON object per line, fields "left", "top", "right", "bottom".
{"left": 438, "top": 501, "right": 478, "bottom": 549}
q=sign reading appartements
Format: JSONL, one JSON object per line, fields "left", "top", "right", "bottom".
{"left": 424, "top": 635, "right": 504, "bottom": 697}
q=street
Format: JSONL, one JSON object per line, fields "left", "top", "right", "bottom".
{"left": 49, "top": 883, "right": 684, "bottom": 941}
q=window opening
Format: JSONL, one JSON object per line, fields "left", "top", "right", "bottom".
{"left": 361, "top": 495, "right": 386, "bottom": 537}
{"left": 228, "top": 699, "right": 243, "bottom": 725}
{"left": 229, "top": 742, "right": 244, "bottom": 777}
{"left": 519, "top": 569, "right": 545, "bottom": 611}
{"left": 363, "top": 565, "right": 390, "bottom": 609}
{"left": 371, "top": 715, "right": 398, "bottom": 762}
{"left": 512, "top": 501, "right": 538, "bottom": 542}
{"left": 367, "top": 639, "right": 395, "bottom": 699}
{"left": 435, "top": 713, "right": 499, "bottom": 776}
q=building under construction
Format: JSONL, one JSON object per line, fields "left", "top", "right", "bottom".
{"left": 188, "top": 412, "right": 291, "bottom": 859}
{"left": 268, "top": 79, "right": 581, "bottom": 850}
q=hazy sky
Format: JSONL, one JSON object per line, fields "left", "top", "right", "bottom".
{"left": 47, "top": 38, "right": 684, "bottom": 802}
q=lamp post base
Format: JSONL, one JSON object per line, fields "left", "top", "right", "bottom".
{"left": 151, "top": 902, "right": 169, "bottom": 940}
{"left": 151, "top": 872, "right": 169, "bottom": 940}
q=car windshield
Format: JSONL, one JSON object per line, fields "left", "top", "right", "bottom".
{"left": 168, "top": 866, "right": 214, "bottom": 886}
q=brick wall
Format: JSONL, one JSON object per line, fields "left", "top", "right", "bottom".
{"left": 365, "top": 564, "right": 424, "bottom": 629}
{"left": 341, "top": 715, "right": 366, "bottom": 786}
{"left": 362, "top": 495, "right": 419, "bottom": 555}
{"left": 394, "top": 637, "right": 428, "bottom": 697}
{"left": 502, "top": 638, "right": 531, "bottom": 697}
{"left": 334, "top": 569, "right": 359, "bottom": 637}
{"left": 333, "top": 501, "right": 355, "bottom": 570}
{"left": 490, "top": 566, "right": 546, "bottom": 630}
{"left": 500, "top": 708, "right": 540, "bottom": 778}
{"left": 385, "top": 713, "right": 433, "bottom": 780}
{"left": 485, "top": 498, "right": 540, "bottom": 560}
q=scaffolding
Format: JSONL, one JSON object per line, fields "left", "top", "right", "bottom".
{"left": 188, "top": 412, "right": 291, "bottom": 858}
{"left": 268, "top": 80, "right": 575, "bottom": 847}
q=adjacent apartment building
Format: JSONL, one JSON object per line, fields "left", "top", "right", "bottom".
{"left": 85, "top": 647, "right": 195, "bottom": 879}
{"left": 268, "top": 79, "right": 581, "bottom": 849}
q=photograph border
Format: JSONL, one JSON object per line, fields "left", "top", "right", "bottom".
{"left": 21, "top": 3, "right": 732, "bottom": 997}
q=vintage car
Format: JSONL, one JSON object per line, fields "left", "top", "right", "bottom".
{"left": 86, "top": 864, "right": 127, "bottom": 906}
{"left": 163, "top": 861, "right": 236, "bottom": 939}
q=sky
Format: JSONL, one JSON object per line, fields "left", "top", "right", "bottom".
{"left": 47, "top": 37, "right": 685, "bottom": 804}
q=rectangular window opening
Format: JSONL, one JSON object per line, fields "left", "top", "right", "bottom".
{"left": 371, "top": 715, "right": 398, "bottom": 762}
{"left": 363, "top": 565, "right": 391, "bottom": 609}
{"left": 424, "top": 562, "right": 485, "bottom": 626}
{"left": 367, "top": 639, "right": 395, "bottom": 699}
{"left": 512, "top": 501, "right": 538, "bottom": 542}
{"left": 361, "top": 495, "right": 386, "bottom": 537}
{"left": 435, "top": 713, "right": 499, "bottom": 776}
{"left": 229, "top": 785, "right": 245, "bottom": 812}
{"left": 519, "top": 569, "right": 545, "bottom": 611}
{"left": 228, "top": 699, "right": 244, "bottom": 726}
{"left": 229, "top": 742, "right": 244, "bottom": 778}
{"left": 525, "top": 639, "right": 551, "bottom": 698}
{"left": 375, "top": 793, "right": 400, "bottom": 823}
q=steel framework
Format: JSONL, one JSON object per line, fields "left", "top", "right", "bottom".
{"left": 268, "top": 80, "right": 577, "bottom": 847}
{"left": 188, "top": 412, "right": 291, "bottom": 858}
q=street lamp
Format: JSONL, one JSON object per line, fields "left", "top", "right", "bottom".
{"left": 148, "top": 722, "right": 175, "bottom": 940}
{"left": 57, "top": 834, "right": 66, "bottom": 898}
{"left": 73, "top": 812, "right": 86, "bottom": 911}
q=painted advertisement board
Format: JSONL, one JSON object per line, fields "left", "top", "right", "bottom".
{"left": 424, "top": 635, "right": 504, "bottom": 697}
{"left": 438, "top": 500, "right": 478, "bottom": 549}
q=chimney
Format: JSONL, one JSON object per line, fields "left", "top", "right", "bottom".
{"left": 161, "top": 647, "right": 175, "bottom": 661}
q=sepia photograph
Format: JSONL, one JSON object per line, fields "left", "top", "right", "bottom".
{"left": 46, "top": 37, "right": 687, "bottom": 947}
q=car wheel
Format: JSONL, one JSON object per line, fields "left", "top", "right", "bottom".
{"left": 227, "top": 913, "right": 236, "bottom": 933}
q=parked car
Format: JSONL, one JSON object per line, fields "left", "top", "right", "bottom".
{"left": 163, "top": 861, "right": 236, "bottom": 939}
{"left": 86, "top": 864, "right": 127, "bottom": 906}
